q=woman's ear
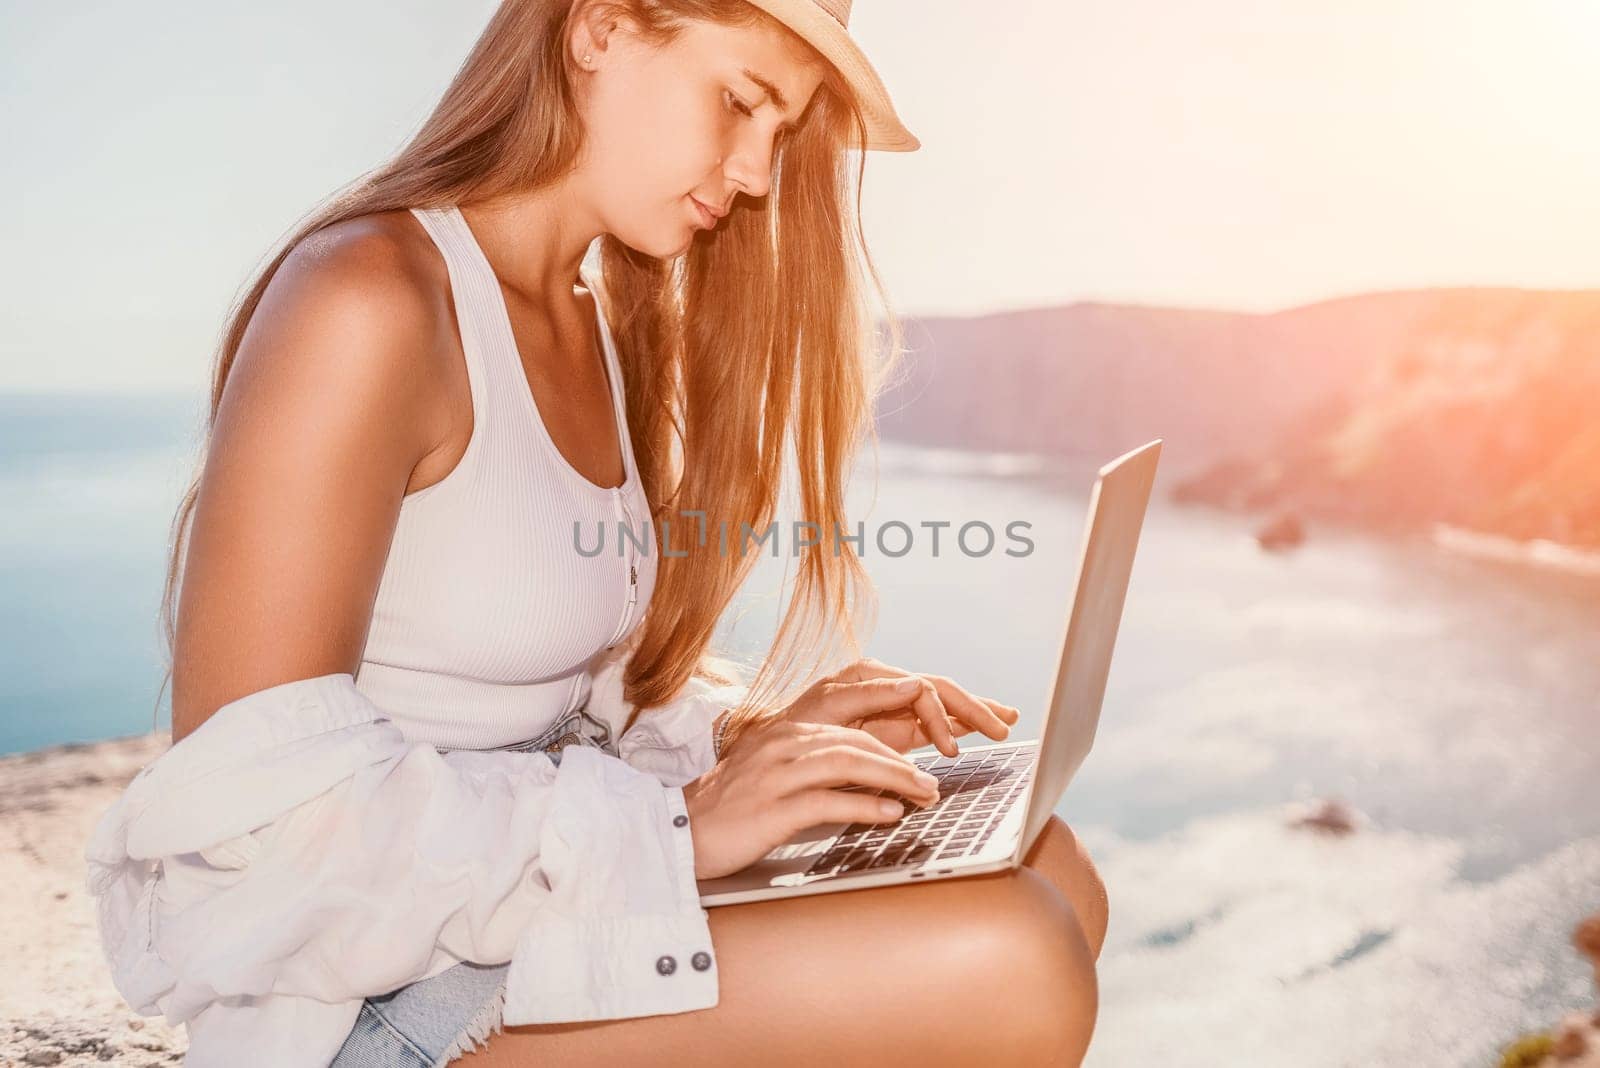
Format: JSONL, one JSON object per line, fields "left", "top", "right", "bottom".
{"left": 569, "top": 0, "right": 636, "bottom": 73}
{"left": 568, "top": 0, "right": 607, "bottom": 71}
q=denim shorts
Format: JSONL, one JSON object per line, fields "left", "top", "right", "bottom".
{"left": 329, "top": 703, "right": 617, "bottom": 1066}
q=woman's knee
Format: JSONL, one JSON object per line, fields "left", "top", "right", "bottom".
{"left": 775, "top": 868, "right": 1099, "bottom": 1064}
{"left": 937, "top": 867, "right": 1099, "bottom": 1065}
{"left": 1026, "top": 815, "right": 1110, "bottom": 961}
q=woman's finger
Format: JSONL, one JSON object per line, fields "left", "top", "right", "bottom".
{"left": 785, "top": 677, "right": 960, "bottom": 759}
{"left": 867, "top": 720, "right": 929, "bottom": 755}
{"left": 776, "top": 788, "right": 912, "bottom": 840}
{"left": 801, "top": 676, "right": 936, "bottom": 727}
{"left": 771, "top": 720, "right": 918, "bottom": 768}
{"left": 855, "top": 712, "right": 925, "bottom": 752}
{"left": 859, "top": 675, "right": 959, "bottom": 757}
{"left": 767, "top": 744, "right": 939, "bottom": 808}
{"left": 868, "top": 668, "right": 1011, "bottom": 743}
{"left": 863, "top": 712, "right": 988, "bottom": 753}
{"left": 922, "top": 675, "right": 1015, "bottom": 740}
{"left": 830, "top": 660, "right": 1005, "bottom": 756}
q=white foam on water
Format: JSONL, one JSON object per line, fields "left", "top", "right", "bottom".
{"left": 1079, "top": 808, "right": 1600, "bottom": 1066}
{"left": 1433, "top": 523, "right": 1600, "bottom": 578}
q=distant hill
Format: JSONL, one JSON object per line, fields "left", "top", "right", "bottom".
{"left": 875, "top": 287, "right": 1600, "bottom": 550}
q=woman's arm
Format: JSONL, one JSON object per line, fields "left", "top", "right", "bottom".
{"left": 169, "top": 214, "right": 447, "bottom": 743}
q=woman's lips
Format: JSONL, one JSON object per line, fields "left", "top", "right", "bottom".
{"left": 689, "top": 197, "right": 718, "bottom": 229}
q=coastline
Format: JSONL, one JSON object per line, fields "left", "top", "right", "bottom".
{"left": 876, "top": 439, "right": 1600, "bottom": 582}
{"left": 1430, "top": 522, "right": 1600, "bottom": 579}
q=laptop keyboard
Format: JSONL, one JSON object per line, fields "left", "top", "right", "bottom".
{"left": 802, "top": 741, "right": 1038, "bottom": 878}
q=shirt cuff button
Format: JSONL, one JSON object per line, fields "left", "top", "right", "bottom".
{"left": 672, "top": 814, "right": 688, "bottom": 828}
{"left": 691, "top": 951, "right": 712, "bottom": 971}
{"left": 656, "top": 954, "right": 677, "bottom": 976}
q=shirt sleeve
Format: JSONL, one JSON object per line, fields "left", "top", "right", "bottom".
{"left": 84, "top": 673, "right": 721, "bottom": 1040}
{"left": 582, "top": 632, "right": 754, "bottom": 789}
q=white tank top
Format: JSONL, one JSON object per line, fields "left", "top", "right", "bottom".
{"left": 351, "top": 205, "right": 659, "bottom": 749}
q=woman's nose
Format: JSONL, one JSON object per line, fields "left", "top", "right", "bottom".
{"left": 723, "top": 140, "right": 778, "bottom": 200}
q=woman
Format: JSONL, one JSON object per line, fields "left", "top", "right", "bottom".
{"left": 94, "top": 0, "right": 1108, "bottom": 1064}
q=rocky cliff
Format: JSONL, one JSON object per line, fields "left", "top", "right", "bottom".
{"left": 876, "top": 287, "right": 1600, "bottom": 549}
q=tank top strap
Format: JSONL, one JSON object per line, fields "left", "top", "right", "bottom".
{"left": 407, "top": 204, "right": 496, "bottom": 447}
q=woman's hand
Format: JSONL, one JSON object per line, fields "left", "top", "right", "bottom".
{"left": 777, "top": 657, "right": 1020, "bottom": 758}
{"left": 683, "top": 674, "right": 944, "bottom": 879}
{"left": 682, "top": 662, "right": 1021, "bottom": 880}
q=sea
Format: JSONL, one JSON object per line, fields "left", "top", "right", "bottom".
{"left": 4, "top": 390, "right": 1597, "bottom": 1065}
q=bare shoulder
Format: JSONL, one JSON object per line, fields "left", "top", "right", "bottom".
{"left": 217, "top": 208, "right": 466, "bottom": 482}
{"left": 236, "top": 209, "right": 450, "bottom": 400}
{"left": 282, "top": 208, "right": 443, "bottom": 307}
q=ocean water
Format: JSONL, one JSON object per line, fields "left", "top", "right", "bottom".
{"left": 1, "top": 391, "right": 206, "bottom": 755}
{"left": 4, "top": 392, "right": 1597, "bottom": 1064}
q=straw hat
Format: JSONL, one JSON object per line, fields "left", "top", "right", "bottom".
{"left": 739, "top": 0, "right": 920, "bottom": 152}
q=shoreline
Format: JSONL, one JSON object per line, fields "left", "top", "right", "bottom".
{"left": 878, "top": 438, "right": 1600, "bottom": 577}
{"left": 1161, "top": 490, "right": 1600, "bottom": 583}
{"left": 1430, "top": 522, "right": 1600, "bottom": 579}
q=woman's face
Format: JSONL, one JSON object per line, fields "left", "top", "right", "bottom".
{"left": 572, "top": 12, "right": 827, "bottom": 257}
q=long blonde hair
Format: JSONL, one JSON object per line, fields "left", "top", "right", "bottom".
{"left": 156, "top": 0, "right": 908, "bottom": 734}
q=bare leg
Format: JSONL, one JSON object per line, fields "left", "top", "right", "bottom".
{"left": 457, "top": 815, "right": 1105, "bottom": 1067}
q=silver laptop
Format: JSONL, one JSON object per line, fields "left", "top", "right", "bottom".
{"left": 698, "top": 439, "right": 1162, "bottom": 907}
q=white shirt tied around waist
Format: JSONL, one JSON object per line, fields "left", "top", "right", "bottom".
{"left": 84, "top": 633, "right": 749, "bottom": 1068}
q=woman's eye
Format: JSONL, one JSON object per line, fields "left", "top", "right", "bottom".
{"left": 725, "top": 90, "right": 754, "bottom": 118}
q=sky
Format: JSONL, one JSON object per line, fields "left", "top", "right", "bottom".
{"left": 2, "top": 0, "right": 1598, "bottom": 392}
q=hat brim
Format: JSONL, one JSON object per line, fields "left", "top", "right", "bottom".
{"left": 738, "top": 0, "right": 920, "bottom": 152}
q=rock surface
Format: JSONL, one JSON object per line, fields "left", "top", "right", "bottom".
{"left": 0, "top": 733, "right": 188, "bottom": 1066}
